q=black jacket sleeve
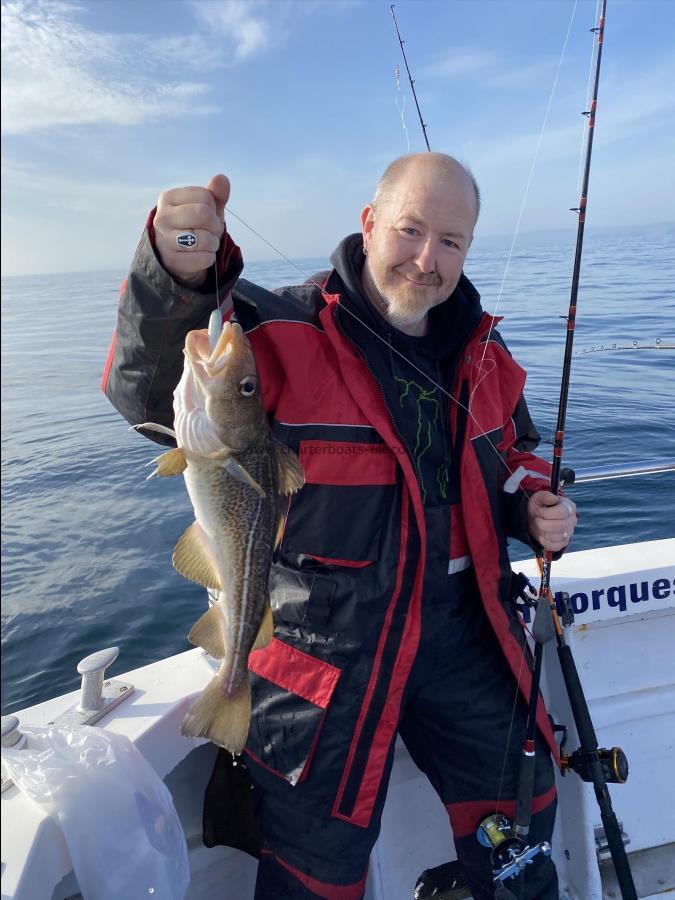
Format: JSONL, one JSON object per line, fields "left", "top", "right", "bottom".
{"left": 102, "top": 220, "right": 243, "bottom": 446}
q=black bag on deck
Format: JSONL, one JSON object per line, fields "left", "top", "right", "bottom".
{"left": 203, "top": 749, "right": 261, "bottom": 858}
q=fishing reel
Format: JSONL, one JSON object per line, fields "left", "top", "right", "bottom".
{"left": 476, "top": 813, "right": 551, "bottom": 885}
{"left": 554, "top": 721, "right": 629, "bottom": 784}
{"left": 562, "top": 746, "right": 629, "bottom": 784}
{"left": 511, "top": 572, "right": 576, "bottom": 628}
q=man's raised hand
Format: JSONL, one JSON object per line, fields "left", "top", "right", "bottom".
{"left": 154, "top": 174, "right": 230, "bottom": 287}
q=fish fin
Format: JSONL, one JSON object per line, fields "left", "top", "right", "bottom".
{"left": 274, "top": 512, "right": 286, "bottom": 549}
{"left": 273, "top": 441, "right": 305, "bottom": 494}
{"left": 147, "top": 447, "right": 187, "bottom": 479}
{"left": 130, "top": 422, "right": 178, "bottom": 439}
{"left": 172, "top": 522, "right": 222, "bottom": 590}
{"left": 181, "top": 673, "right": 251, "bottom": 754}
{"left": 221, "top": 456, "right": 266, "bottom": 498}
{"left": 188, "top": 605, "right": 227, "bottom": 658}
{"left": 251, "top": 604, "right": 274, "bottom": 651}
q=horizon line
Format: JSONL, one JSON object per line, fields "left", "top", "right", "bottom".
{"left": 2, "top": 221, "right": 673, "bottom": 281}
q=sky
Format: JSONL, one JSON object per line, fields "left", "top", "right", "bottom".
{"left": 1, "top": 0, "right": 674, "bottom": 276}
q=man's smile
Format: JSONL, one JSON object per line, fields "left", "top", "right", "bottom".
{"left": 397, "top": 271, "right": 439, "bottom": 287}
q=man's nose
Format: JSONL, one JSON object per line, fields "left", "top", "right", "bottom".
{"left": 414, "top": 239, "right": 436, "bottom": 274}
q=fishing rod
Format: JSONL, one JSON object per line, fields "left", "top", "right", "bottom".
{"left": 390, "top": 5, "right": 431, "bottom": 151}
{"left": 478, "top": 4, "right": 639, "bottom": 898}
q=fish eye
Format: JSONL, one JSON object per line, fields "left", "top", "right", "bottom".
{"left": 239, "top": 376, "right": 257, "bottom": 397}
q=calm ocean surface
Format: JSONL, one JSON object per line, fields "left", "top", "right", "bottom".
{"left": 2, "top": 225, "right": 674, "bottom": 715}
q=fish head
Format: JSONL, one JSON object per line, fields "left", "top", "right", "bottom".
{"left": 176, "top": 321, "right": 264, "bottom": 454}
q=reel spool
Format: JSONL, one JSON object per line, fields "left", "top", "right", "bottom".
{"left": 562, "top": 746, "right": 629, "bottom": 784}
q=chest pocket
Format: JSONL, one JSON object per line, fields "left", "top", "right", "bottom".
{"left": 279, "top": 440, "right": 398, "bottom": 565}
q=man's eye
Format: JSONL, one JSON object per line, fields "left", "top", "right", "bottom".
{"left": 402, "top": 227, "right": 419, "bottom": 236}
{"left": 442, "top": 239, "right": 459, "bottom": 249}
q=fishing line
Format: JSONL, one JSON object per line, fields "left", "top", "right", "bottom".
{"left": 216, "top": 10, "right": 598, "bottom": 766}
{"left": 471, "top": 0, "right": 579, "bottom": 409}
{"left": 475, "top": 1, "right": 625, "bottom": 846}
{"left": 501, "top": 6, "right": 639, "bottom": 894}
{"left": 383, "top": 0, "right": 598, "bottom": 450}
{"left": 506, "top": 336, "right": 673, "bottom": 439}
{"left": 394, "top": 65, "right": 411, "bottom": 152}
{"left": 213, "top": 7, "right": 600, "bottom": 875}
{"left": 540, "top": 9, "right": 602, "bottom": 383}
{"left": 577, "top": 338, "right": 675, "bottom": 355}
{"left": 221, "top": 214, "right": 559, "bottom": 461}
{"left": 494, "top": 645, "right": 529, "bottom": 818}
{"left": 215, "top": 247, "right": 221, "bottom": 316}
{"left": 215, "top": 3, "right": 598, "bottom": 573}
{"left": 223, "top": 203, "right": 539, "bottom": 511}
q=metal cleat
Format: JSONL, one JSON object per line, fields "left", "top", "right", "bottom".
{"left": 49, "top": 647, "right": 134, "bottom": 729}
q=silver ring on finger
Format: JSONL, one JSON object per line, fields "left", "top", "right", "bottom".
{"left": 176, "top": 232, "right": 198, "bottom": 249}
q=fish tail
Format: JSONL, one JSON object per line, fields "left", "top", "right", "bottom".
{"left": 180, "top": 672, "right": 251, "bottom": 754}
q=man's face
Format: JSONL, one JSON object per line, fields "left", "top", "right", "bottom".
{"left": 361, "top": 167, "right": 475, "bottom": 331}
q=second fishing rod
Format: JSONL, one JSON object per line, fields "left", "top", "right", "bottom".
{"left": 480, "top": 3, "right": 638, "bottom": 898}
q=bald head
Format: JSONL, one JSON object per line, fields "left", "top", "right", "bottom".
{"left": 372, "top": 153, "right": 480, "bottom": 224}
{"left": 360, "top": 152, "right": 478, "bottom": 335}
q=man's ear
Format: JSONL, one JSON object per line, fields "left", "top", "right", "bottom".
{"left": 361, "top": 204, "right": 375, "bottom": 251}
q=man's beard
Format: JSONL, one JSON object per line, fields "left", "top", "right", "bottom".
{"left": 371, "top": 272, "right": 438, "bottom": 329}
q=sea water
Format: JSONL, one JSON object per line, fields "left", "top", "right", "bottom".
{"left": 2, "top": 224, "right": 674, "bottom": 714}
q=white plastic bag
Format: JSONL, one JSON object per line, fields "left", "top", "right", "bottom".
{"left": 2, "top": 724, "right": 189, "bottom": 900}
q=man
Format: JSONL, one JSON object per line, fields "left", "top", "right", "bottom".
{"left": 103, "top": 153, "right": 577, "bottom": 899}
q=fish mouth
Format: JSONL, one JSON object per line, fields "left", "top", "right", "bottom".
{"left": 185, "top": 321, "right": 247, "bottom": 379}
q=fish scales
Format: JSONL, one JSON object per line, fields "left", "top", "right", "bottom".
{"left": 183, "top": 438, "right": 279, "bottom": 698}
{"left": 138, "top": 316, "right": 303, "bottom": 752}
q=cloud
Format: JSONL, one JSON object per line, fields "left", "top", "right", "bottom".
{"left": 1, "top": 158, "right": 162, "bottom": 213}
{"left": 190, "top": 0, "right": 272, "bottom": 62}
{"left": 0, "top": 158, "right": 167, "bottom": 275}
{"left": 189, "top": 0, "right": 360, "bottom": 62}
{"left": 440, "top": 56, "right": 675, "bottom": 241}
{"left": 421, "top": 50, "right": 497, "bottom": 79}
{"left": 0, "top": 150, "right": 369, "bottom": 276}
{"left": 465, "top": 58, "right": 675, "bottom": 176}
{"left": 0, "top": 0, "right": 221, "bottom": 134}
{"left": 482, "top": 58, "right": 561, "bottom": 90}
{"left": 0, "top": 0, "right": 360, "bottom": 135}
{"left": 421, "top": 47, "right": 560, "bottom": 89}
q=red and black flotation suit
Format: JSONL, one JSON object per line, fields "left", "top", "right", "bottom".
{"left": 102, "top": 222, "right": 558, "bottom": 831}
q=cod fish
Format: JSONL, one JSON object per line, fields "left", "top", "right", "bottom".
{"left": 139, "top": 314, "right": 304, "bottom": 753}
